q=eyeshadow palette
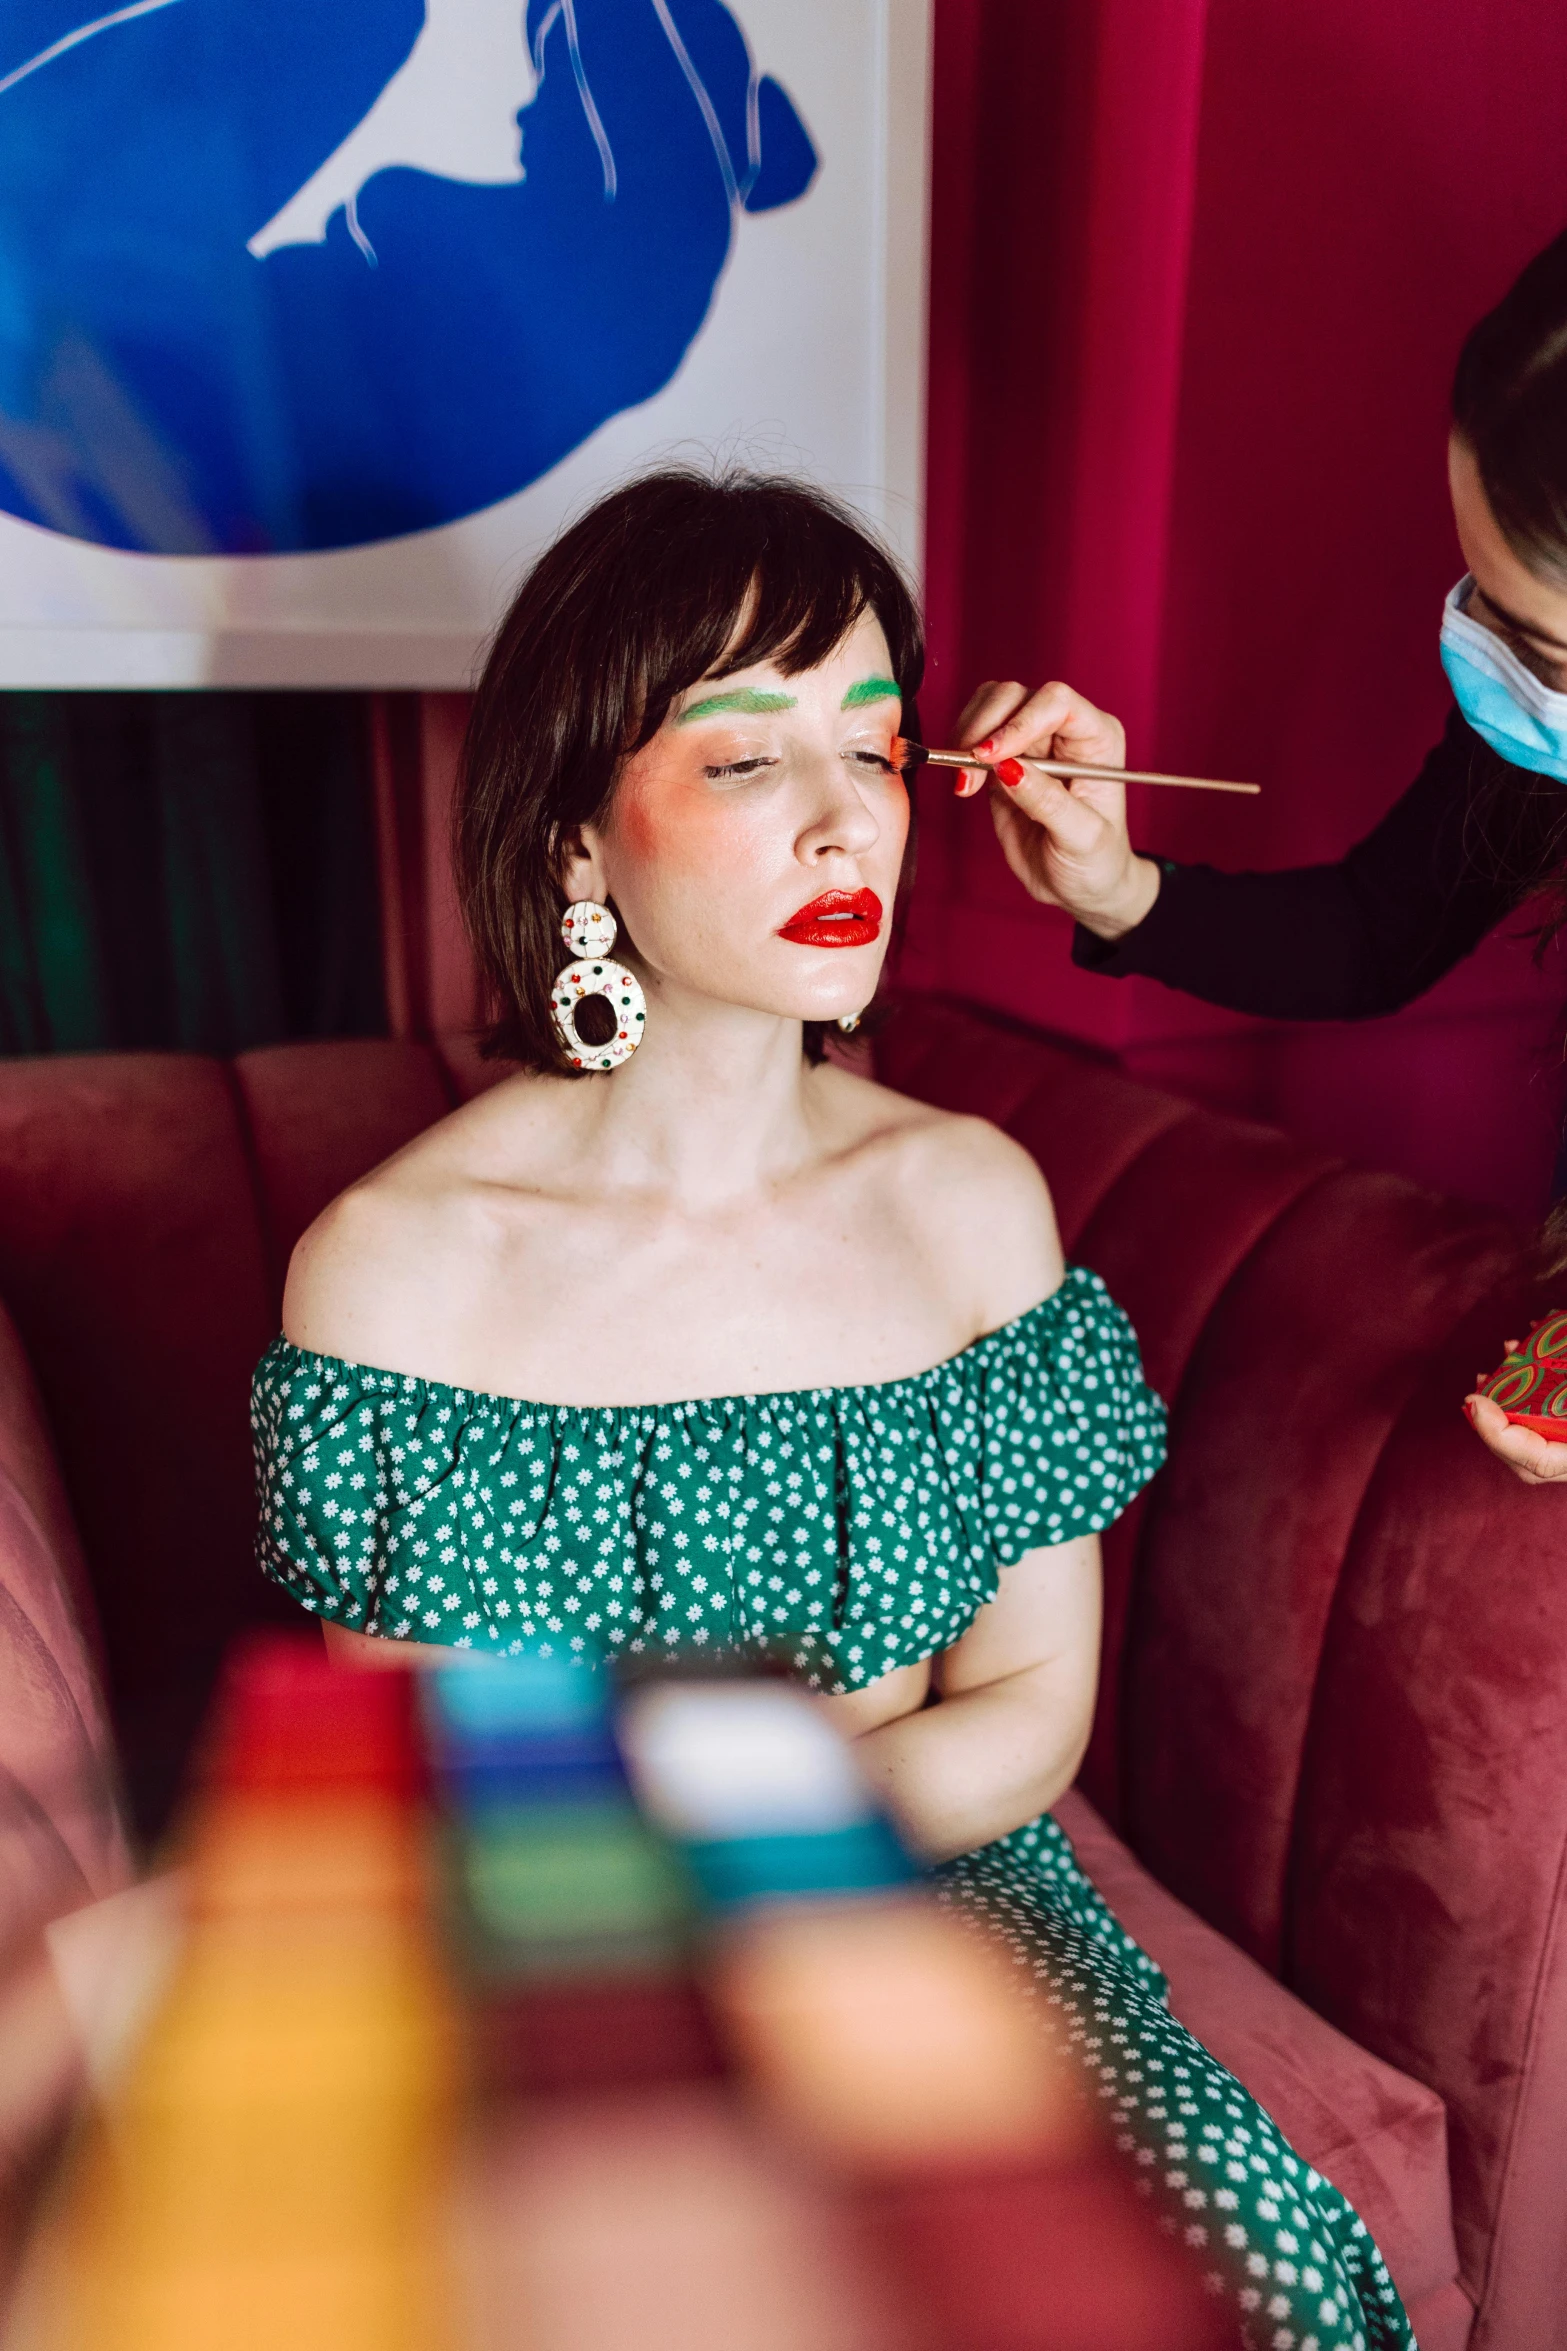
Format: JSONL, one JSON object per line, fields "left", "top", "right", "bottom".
{"left": 15, "top": 1639, "right": 1230, "bottom": 2351}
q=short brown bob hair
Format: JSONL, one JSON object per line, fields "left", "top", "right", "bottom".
{"left": 453, "top": 467, "right": 925, "bottom": 1071}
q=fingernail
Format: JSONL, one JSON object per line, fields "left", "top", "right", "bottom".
{"left": 972, "top": 736, "right": 996, "bottom": 756}
{"left": 997, "top": 758, "right": 1025, "bottom": 787}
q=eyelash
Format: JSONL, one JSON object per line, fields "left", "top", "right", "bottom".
{"left": 702, "top": 751, "right": 896, "bottom": 781}
{"left": 1502, "top": 631, "right": 1564, "bottom": 683}
{"left": 1480, "top": 601, "right": 1562, "bottom": 680}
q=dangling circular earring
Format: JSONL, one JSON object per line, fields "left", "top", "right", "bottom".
{"left": 551, "top": 901, "right": 646, "bottom": 1072}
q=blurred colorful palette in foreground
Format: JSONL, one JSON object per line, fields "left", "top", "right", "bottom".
{"left": 5, "top": 1639, "right": 1226, "bottom": 2351}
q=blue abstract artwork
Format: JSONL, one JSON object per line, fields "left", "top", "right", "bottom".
{"left": 0, "top": 0, "right": 818, "bottom": 555}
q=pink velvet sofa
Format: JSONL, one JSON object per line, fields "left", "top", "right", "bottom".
{"left": 0, "top": 995, "right": 1563, "bottom": 2349}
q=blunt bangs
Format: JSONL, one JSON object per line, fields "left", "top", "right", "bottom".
{"left": 614, "top": 475, "right": 924, "bottom": 751}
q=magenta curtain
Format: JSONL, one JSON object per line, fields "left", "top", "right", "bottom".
{"left": 916, "top": 0, "right": 1567, "bottom": 1221}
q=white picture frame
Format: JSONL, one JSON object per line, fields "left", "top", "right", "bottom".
{"left": 0, "top": 0, "right": 931, "bottom": 689}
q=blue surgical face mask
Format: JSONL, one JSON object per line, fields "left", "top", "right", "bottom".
{"left": 1440, "top": 574, "right": 1567, "bottom": 781}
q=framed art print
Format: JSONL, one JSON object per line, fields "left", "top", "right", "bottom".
{"left": 0, "top": 0, "right": 931, "bottom": 686}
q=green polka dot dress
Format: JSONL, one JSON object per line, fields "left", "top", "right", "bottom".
{"left": 937, "top": 1824, "right": 1415, "bottom": 2351}
{"left": 251, "top": 1265, "right": 1415, "bottom": 2351}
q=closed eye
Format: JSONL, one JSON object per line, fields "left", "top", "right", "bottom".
{"left": 1522, "top": 648, "right": 1566, "bottom": 691}
{"left": 1474, "top": 592, "right": 1567, "bottom": 687}
{"left": 1500, "top": 631, "right": 1567, "bottom": 690}
{"left": 848, "top": 750, "right": 896, "bottom": 772}
{"left": 703, "top": 756, "right": 777, "bottom": 780}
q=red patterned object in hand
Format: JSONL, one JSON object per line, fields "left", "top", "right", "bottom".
{"left": 1476, "top": 1310, "right": 1567, "bottom": 1439}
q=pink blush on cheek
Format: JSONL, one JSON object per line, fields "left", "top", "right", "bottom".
{"left": 613, "top": 783, "right": 669, "bottom": 863}
{"left": 613, "top": 764, "right": 720, "bottom": 858}
{"left": 613, "top": 772, "right": 774, "bottom": 886}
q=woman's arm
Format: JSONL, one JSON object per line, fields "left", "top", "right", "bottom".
{"left": 322, "top": 1624, "right": 447, "bottom": 1668}
{"left": 967, "top": 685, "right": 1565, "bottom": 1022}
{"left": 1072, "top": 711, "right": 1553, "bottom": 1018}
{"left": 834, "top": 1536, "right": 1101, "bottom": 1865}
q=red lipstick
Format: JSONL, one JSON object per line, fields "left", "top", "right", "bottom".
{"left": 777, "top": 888, "right": 883, "bottom": 948}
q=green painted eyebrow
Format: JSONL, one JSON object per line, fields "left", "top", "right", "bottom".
{"left": 676, "top": 688, "right": 797, "bottom": 723}
{"left": 841, "top": 675, "right": 901, "bottom": 709}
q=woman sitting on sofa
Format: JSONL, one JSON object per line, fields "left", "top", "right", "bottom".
{"left": 251, "top": 469, "right": 1413, "bottom": 2349}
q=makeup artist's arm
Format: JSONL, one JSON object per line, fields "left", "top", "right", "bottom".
{"left": 823, "top": 1536, "right": 1101, "bottom": 1864}
{"left": 963, "top": 684, "right": 1557, "bottom": 1016}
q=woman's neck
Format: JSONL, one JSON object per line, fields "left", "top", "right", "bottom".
{"left": 556, "top": 984, "right": 828, "bottom": 1210}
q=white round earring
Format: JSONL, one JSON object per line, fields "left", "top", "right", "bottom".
{"left": 836, "top": 1012, "right": 863, "bottom": 1034}
{"left": 551, "top": 901, "right": 646, "bottom": 1071}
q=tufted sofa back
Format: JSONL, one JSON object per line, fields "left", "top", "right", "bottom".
{"left": 875, "top": 999, "right": 1567, "bottom": 2349}
{"left": 0, "top": 994, "right": 1562, "bottom": 2343}
{"left": 0, "top": 1033, "right": 495, "bottom": 1832}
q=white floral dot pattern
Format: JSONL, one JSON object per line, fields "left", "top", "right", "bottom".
{"left": 251, "top": 1266, "right": 1164, "bottom": 1678}
{"left": 939, "top": 1819, "right": 1416, "bottom": 2350}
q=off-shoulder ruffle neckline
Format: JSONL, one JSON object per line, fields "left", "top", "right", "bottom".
{"left": 261, "top": 1265, "right": 1103, "bottom": 1425}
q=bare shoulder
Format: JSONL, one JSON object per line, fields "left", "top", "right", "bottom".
{"left": 890, "top": 1099, "right": 1064, "bottom": 1329}
{"left": 815, "top": 1064, "right": 1064, "bottom": 1332}
{"left": 281, "top": 1070, "right": 559, "bottom": 1366}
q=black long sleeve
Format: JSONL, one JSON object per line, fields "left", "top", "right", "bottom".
{"left": 1072, "top": 707, "right": 1567, "bottom": 1019}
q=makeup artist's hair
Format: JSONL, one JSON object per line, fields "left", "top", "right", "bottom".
{"left": 1454, "top": 237, "right": 1567, "bottom": 893}
{"left": 1453, "top": 229, "right": 1567, "bottom": 1272}
{"left": 1453, "top": 225, "right": 1567, "bottom": 587}
{"left": 453, "top": 467, "right": 924, "bottom": 1073}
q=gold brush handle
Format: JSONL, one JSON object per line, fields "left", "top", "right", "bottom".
{"left": 918, "top": 747, "right": 1260, "bottom": 797}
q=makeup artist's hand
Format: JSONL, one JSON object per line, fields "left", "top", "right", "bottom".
{"left": 1464, "top": 1391, "right": 1567, "bottom": 1485}
{"left": 953, "top": 679, "right": 1161, "bottom": 940}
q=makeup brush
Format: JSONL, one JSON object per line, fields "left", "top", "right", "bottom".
{"left": 891, "top": 739, "right": 1260, "bottom": 796}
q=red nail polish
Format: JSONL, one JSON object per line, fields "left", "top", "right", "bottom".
{"left": 997, "top": 758, "right": 1025, "bottom": 787}
{"left": 972, "top": 736, "right": 995, "bottom": 756}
